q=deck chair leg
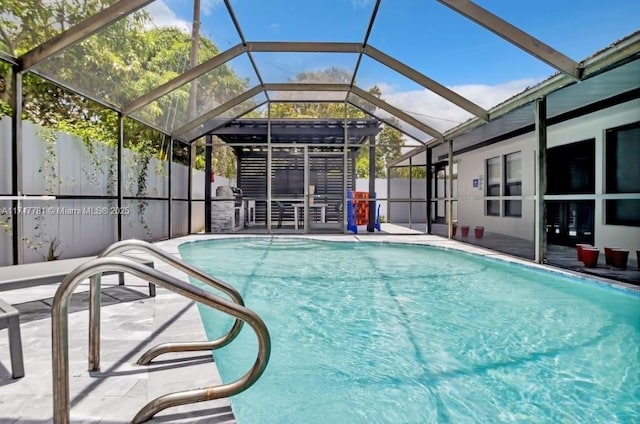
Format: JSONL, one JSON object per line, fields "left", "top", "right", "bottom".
{"left": 115, "top": 261, "right": 156, "bottom": 297}
{"left": 148, "top": 263, "right": 156, "bottom": 297}
{"left": 8, "top": 315, "right": 24, "bottom": 379}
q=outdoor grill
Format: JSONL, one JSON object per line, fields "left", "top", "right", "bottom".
{"left": 215, "top": 185, "right": 242, "bottom": 205}
{"left": 230, "top": 187, "right": 243, "bottom": 208}
{"left": 230, "top": 187, "right": 243, "bottom": 229}
{"left": 214, "top": 186, "right": 244, "bottom": 231}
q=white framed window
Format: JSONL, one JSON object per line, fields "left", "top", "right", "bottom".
{"left": 486, "top": 156, "right": 500, "bottom": 216}
{"left": 606, "top": 121, "right": 640, "bottom": 226}
{"left": 504, "top": 151, "right": 522, "bottom": 217}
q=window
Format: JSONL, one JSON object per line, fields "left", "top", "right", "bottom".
{"left": 486, "top": 156, "right": 500, "bottom": 216}
{"left": 606, "top": 122, "right": 640, "bottom": 226}
{"left": 547, "top": 139, "right": 595, "bottom": 194}
{"left": 504, "top": 152, "right": 522, "bottom": 217}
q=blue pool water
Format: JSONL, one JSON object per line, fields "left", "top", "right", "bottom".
{"left": 179, "top": 238, "right": 640, "bottom": 423}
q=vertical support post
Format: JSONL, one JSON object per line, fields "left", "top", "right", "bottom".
{"left": 367, "top": 134, "right": 376, "bottom": 232}
{"left": 343, "top": 102, "right": 349, "bottom": 233}
{"left": 303, "top": 145, "right": 309, "bottom": 233}
{"left": 117, "top": 113, "right": 124, "bottom": 242}
{"left": 188, "top": 0, "right": 200, "bottom": 120}
{"left": 204, "top": 135, "right": 212, "bottom": 233}
{"left": 426, "top": 147, "right": 432, "bottom": 234}
{"left": 386, "top": 166, "right": 391, "bottom": 224}
{"left": 88, "top": 274, "right": 101, "bottom": 371}
{"left": 535, "top": 97, "right": 548, "bottom": 263}
{"left": 266, "top": 105, "right": 272, "bottom": 232}
{"left": 448, "top": 139, "right": 454, "bottom": 239}
{"left": 187, "top": 144, "right": 193, "bottom": 234}
{"left": 167, "top": 137, "right": 173, "bottom": 238}
{"left": 408, "top": 156, "right": 413, "bottom": 229}
{"left": 10, "top": 68, "right": 23, "bottom": 264}
{"left": 186, "top": 0, "right": 199, "bottom": 236}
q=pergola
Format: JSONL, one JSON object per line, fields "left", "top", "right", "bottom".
{"left": 1, "top": 0, "right": 624, "bottom": 263}
{"left": 207, "top": 118, "right": 381, "bottom": 232}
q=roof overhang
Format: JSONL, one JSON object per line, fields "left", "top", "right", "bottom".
{"left": 210, "top": 118, "right": 381, "bottom": 149}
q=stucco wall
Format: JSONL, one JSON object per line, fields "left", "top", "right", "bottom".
{"left": 456, "top": 132, "right": 535, "bottom": 241}
{"left": 453, "top": 98, "right": 640, "bottom": 250}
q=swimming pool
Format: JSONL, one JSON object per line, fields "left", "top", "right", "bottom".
{"left": 179, "top": 237, "right": 640, "bottom": 423}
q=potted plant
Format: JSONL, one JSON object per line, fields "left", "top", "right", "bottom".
{"left": 576, "top": 244, "right": 593, "bottom": 261}
{"left": 609, "top": 248, "right": 629, "bottom": 269}
{"left": 581, "top": 247, "right": 600, "bottom": 268}
{"left": 604, "top": 246, "right": 619, "bottom": 265}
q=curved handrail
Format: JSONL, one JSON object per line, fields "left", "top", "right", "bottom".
{"left": 89, "top": 239, "right": 245, "bottom": 367}
{"left": 52, "top": 256, "right": 270, "bottom": 424}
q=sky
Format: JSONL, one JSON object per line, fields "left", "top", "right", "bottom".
{"left": 145, "top": 0, "right": 640, "bottom": 133}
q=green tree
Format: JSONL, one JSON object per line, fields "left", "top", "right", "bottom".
{"left": 0, "top": 5, "right": 409, "bottom": 178}
{"left": 0, "top": 1, "right": 249, "bottom": 175}
{"left": 270, "top": 68, "right": 362, "bottom": 119}
{"left": 355, "top": 122, "right": 404, "bottom": 178}
{"left": 0, "top": 0, "right": 120, "bottom": 111}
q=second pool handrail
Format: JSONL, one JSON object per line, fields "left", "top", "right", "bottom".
{"left": 88, "top": 239, "right": 245, "bottom": 370}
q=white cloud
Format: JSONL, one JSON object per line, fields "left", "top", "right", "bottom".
{"left": 145, "top": 1, "right": 191, "bottom": 33}
{"left": 375, "top": 78, "right": 538, "bottom": 134}
{"left": 145, "top": 0, "right": 224, "bottom": 32}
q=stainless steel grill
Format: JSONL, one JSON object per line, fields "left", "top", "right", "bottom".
{"left": 230, "top": 187, "right": 243, "bottom": 208}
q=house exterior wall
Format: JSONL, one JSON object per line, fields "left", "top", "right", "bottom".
{"left": 456, "top": 132, "right": 535, "bottom": 241}
{"left": 454, "top": 98, "right": 640, "bottom": 251}
{"left": 548, "top": 99, "right": 640, "bottom": 251}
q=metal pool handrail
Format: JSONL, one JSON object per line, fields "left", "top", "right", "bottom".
{"left": 52, "top": 256, "right": 271, "bottom": 424}
{"left": 88, "top": 239, "right": 245, "bottom": 369}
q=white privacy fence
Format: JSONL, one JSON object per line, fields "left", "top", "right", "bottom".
{"left": 0, "top": 116, "right": 427, "bottom": 265}
{"left": 354, "top": 178, "right": 431, "bottom": 225}
{"left": 0, "top": 117, "right": 204, "bottom": 265}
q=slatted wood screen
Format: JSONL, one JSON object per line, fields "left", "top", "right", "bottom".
{"left": 238, "top": 150, "right": 357, "bottom": 224}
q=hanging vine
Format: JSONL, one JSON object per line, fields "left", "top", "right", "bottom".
{"left": 136, "top": 149, "right": 152, "bottom": 239}
{"left": 0, "top": 214, "right": 11, "bottom": 233}
{"left": 54, "top": 119, "right": 117, "bottom": 191}
{"left": 124, "top": 137, "right": 154, "bottom": 239}
{"left": 21, "top": 127, "right": 64, "bottom": 260}
{"left": 38, "top": 127, "right": 58, "bottom": 194}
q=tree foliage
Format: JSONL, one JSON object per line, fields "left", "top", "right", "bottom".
{"left": 0, "top": 0, "right": 249, "bottom": 172}
{"left": 0, "top": 3, "right": 409, "bottom": 178}
{"left": 355, "top": 123, "right": 405, "bottom": 178}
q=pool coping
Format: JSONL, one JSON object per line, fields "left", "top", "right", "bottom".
{"left": 165, "top": 233, "right": 640, "bottom": 298}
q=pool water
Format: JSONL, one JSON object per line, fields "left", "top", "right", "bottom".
{"left": 179, "top": 238, "right": 640, "bottom": 423}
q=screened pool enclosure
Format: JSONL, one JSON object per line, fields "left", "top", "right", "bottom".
{"left": 1, "top": 0, "right": 638, "bottom": 266}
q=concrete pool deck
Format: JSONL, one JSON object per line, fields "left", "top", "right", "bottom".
{"left": 397, "top": 223, "right": 640, "bottom": 286}
{"left": 1, "top": 233, "right": 638, "bottom": 423}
